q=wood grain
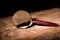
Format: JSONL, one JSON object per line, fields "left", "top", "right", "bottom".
{"left": 0, "top": 8, "right": 60, "bottom": 40}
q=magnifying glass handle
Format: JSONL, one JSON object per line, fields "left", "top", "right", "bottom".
{"left": 33, "top": 20, "right": 59, "bottom": 26}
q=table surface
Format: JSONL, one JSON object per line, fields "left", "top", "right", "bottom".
{"left": 0, "top": 8, "right": 60, "bottom": 40}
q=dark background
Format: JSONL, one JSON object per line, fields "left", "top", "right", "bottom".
{"left": 0, "top": 0, "right": 60, "bottom": 18}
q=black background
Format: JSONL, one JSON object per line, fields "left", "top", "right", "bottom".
{"left": 0, "top": 0, "right": 60, "bottom": 18}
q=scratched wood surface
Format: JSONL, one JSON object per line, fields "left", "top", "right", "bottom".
{"left": 0, "top": 8, "right": 60, "bottom": 40}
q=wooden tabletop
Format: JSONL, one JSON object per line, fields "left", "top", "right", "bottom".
{"left": 0, "top": 8, "right": 60, "bottom": 40}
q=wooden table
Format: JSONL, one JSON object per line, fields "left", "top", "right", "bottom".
{"left": 0, "top": 8, "right": 60, "bottom": 40}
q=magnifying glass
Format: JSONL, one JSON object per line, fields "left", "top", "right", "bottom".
{"left": 13, "top": 10, "right": 59, "bottom": 29}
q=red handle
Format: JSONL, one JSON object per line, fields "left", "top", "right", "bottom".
{"left": 34, "top": 20, "right": 59, "bottom": 26}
